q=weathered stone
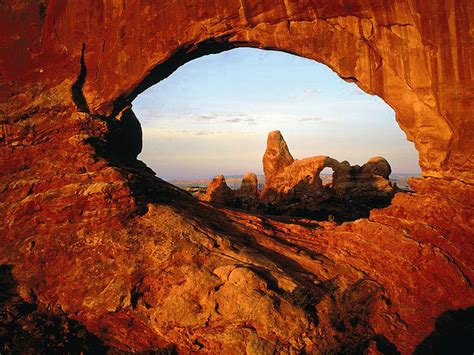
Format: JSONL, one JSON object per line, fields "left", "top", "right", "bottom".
{"left": 234, "top": 172, "right": 260, "bottom": 209}
{"left": 262, "top": 131, "right": 294, "bottom": 180}
{"left": 260, "top": 131, "right": 396, "bottom": 220}
{"left": 201, "top": 175, "right": 234, "bottom": 205}
{"left": 0, "top": 1, "right": 472, "bottom": 354}
{"left": 364, "top": 157, "right": 392, "bottom": 179}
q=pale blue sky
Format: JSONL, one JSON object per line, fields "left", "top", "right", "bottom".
{"left": 133, "top": 48, "right": 420, "bottom": 180}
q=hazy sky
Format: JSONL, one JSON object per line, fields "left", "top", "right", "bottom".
{"left": 133, "top": 48, "right": 420, "bottom": 180}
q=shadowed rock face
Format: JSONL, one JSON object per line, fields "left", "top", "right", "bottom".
{"left": 203, "top": 173, "right": 261, "bottom": 209}
{"left": 0, "top": 1, "right": 473, "bottom": 354}
{"left": 0, "top": 265, "right": 111, "bottom": 353}
{"left": 235, "top": 172, "right": 260, "bottom": 208}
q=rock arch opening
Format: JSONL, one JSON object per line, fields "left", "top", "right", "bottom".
{"left": 320, "top": 167, "right": 334, "bottom": 188}
{"left": 131, "top": 48, "right": 419, "bottom": 221}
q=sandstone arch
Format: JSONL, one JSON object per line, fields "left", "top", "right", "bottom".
{"left": 2, "top": 0, "right": 472, "bottom": 181}
{"left": 1, "top": 1, "right": 473, "bottom": 353}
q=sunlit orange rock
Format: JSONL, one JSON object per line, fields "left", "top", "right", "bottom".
{"left": 0, "top": 1, "right": 473, "bottom": 353}
{"left": 202, "top": 173, "right": 261, "bottom": 209}
{"left": 201, "top": 175, "right": 234, "bottom": 205}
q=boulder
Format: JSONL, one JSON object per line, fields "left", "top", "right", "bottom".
{"left": 201, "top": 175, "right": 234, "bottom": 205}
{"left": 235, "top": 172, "right": 260, "bottom": 209}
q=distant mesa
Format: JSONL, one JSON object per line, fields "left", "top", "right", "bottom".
{"left": 198, "top": 130, "right": 398, "bottom": 221}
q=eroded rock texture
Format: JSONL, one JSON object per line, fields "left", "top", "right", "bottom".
{"left": 0, "top": 265, "right": 111, "bottom": 353}
{"left": 0, "top": 1, "right": 473, "bottom": 353}
{"left": 234, "top": 172, "right": 261, "bottom": 209}
{"left": 201, "top": 175, "right": 235, "bottom": 205}
{"left": 202, "top": 131, "right": 396, "bottom": 220}
{"left": 202, "top": 173, "right": 261, "bottom": 210}
{"left": 260, "top": 131, "right": 397, "bottom": 220}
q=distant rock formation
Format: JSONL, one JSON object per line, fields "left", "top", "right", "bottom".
{"left": 260, "top": 131, "right": 396, "bottom": 220}
{"left": 202, "top": 131, "right": 396, "bottom": 221}
{"left": 261, "top": 130, "right": 341, "bottom": 207}
{"left": 263, "top": 131, "right": 295, "bottom": 179}
{"left": 234, "top": 172, "right": 260, "bottom": 209}
{"left": 202, "top": 173, "right": 261, "bottom": 209}
{"left": 201, "top": 175, "right": 234, "bottom": 205}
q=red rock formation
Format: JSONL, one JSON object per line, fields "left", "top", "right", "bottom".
{"left": 0, "top": 1, "right": 473, "bottom": 353}
{"left": 263, "top": 131, "right": 295, "bottom": 179}
{"left": 261, "top": 131, "right": 396, "bottom": 219}
{"left": 332, "top": 157, "right": 395, "bottom": 202}
{"left": 234, "top": 172, "right": 260, "bottom": 209}
{"left": 201, "top": 173, "right": 260, "bottom": 209}
{"left": 201, "top": 175, "right": 234, "bottom": 205}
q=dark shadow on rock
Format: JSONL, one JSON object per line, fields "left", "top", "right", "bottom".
{"left": 108, "top": 107, "right": 143, "bottom": 160}
{"left": 76, "top": 130, "right": 403, "bottom": 352}
{"left": 78, "top": 113, "right": 403, "bottom": 351}
{"left": 326, "top": 278, "right": 401, "bottom": 354}
{"left": 256, "top": 132, "right": 400, "bottom": 222}
{"left": 0, "top": 264, "right": 110, "bottom": 354}
{"left": 414, "top": 306, "right": 474, "bottom": 355}
{"left": 84, "top": 111, "right": 194, "bottom": 216}
{"left": 259, "top": 177, "right": 397, "bottom": 223}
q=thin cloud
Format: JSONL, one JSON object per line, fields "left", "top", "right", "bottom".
{"left": 225, "top": 117, "right": 257, "bottom": 125}
{"left": 194, "top": 130, "right": 220, "bottom": 136}
{"left": 142, "top": 128, "right": 221, "bottom": 137}
{"left": 193, "top": 114, "right": 219, "bottom": 121}
{"left": 226, "top": 118, "right": 243, "bottom": 123}
{"left": 296, "top": 116, "right": 338, "bottom": 125}
{"left": 287, "top": 87, "right": 321, "bottom": 103}
{"left": 187, "top": 112, "right": 260, "bottom": 126}
{"left": 303, "top": 88, "right": 321, "bottom": 95}
{"left": 298, "top": 116, "right": 323, "bottom": 122}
